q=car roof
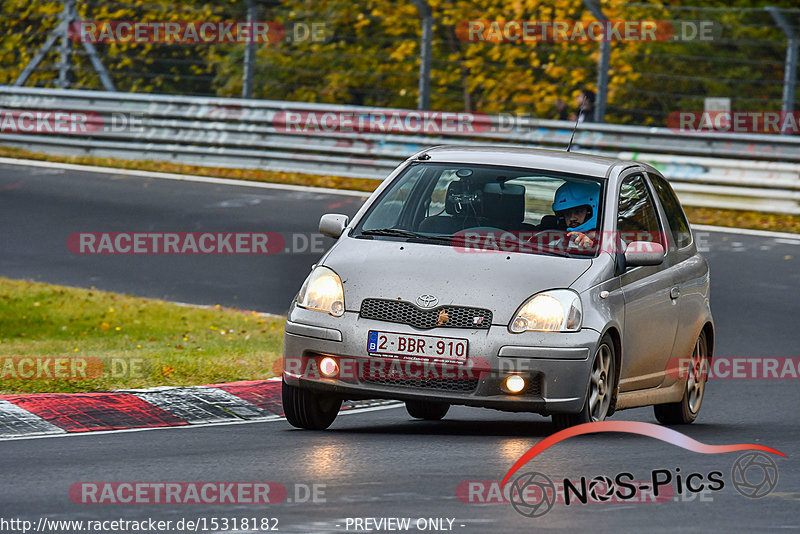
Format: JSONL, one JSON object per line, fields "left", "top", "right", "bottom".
{"left": 420, "top": 146, "right": 629, "bottom": 178}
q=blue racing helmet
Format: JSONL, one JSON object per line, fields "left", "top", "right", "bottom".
{"left": 552, "top": 181, "right": 599, "bottom": 233}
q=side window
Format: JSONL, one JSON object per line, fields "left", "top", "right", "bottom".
{"left": 361, "top": 166, "right": 425, "bottom": 230}
{"left": 650, "top": 174, "right": 692, "bottom": 249}
{"left": 617, "top": 174, "right": 664, "bottom": 248}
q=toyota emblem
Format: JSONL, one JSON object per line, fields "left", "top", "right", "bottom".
{"left": 416, "top": 294, "right": 438, "bottom": 308}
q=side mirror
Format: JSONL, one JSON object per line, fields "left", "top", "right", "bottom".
{"left": 624, "top": 241, "right": 665, "bottom": 267}
{"left": 319, "top": 213, "right": 349, "bottom": 238}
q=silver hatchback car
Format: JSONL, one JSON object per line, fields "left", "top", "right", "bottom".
{"left": 282, "top": 146, "right": 713, "bottom": 430}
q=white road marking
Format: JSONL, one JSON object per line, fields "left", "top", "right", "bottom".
{"left": 0, "top": 157, "right": 370, "bottom": 198}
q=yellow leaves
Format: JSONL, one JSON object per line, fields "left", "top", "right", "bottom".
{"left": 354, "top": 12, "right": 372, "bottom": 30}
{"left": 389, "top": 40, "right": 416, "bottom": 62}
{"left": 543, "top": 63, "right": 567, "bottom": 79}
{"left": 488, "top": 45, "right": 503, "bottom": 62}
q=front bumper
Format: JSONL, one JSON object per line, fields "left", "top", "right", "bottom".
{"left": 282, "top": 305, "right": 600, "bottom": 415}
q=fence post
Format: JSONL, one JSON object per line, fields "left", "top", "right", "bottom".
{"left": 15, "top": 0, "right": 115, "bottom": 90}
{"left": 411, "top": 0, "right": 432, "bottom": 110}
{"left": 583, "top": 0, "right": 609, "bottom": 123}
{"left": 57, "top": 0, "right": 75, "bottom": 89}
{"left": 242, "top": 0, "right": 257, "bottom": 98}
{"left": 767, "top": 6, "right": 798, "bottom": 122}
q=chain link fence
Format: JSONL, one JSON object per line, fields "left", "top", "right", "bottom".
{"left": 1, "top": 0, "right": 798, "bottom": 127}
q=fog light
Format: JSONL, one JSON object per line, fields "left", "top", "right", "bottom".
{"left": 320, "top": 357, "right": 338, "bottom": 377}
{"left": 505, "top": 375, "right": 526, "bottom": 394}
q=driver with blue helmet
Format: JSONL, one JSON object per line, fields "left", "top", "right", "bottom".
{"left": 552, "top": 181, "right": 599, "bottom": 249}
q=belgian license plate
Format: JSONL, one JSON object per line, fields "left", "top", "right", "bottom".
{"left": 367, "top": 330, "right": 468, "bottom": 362}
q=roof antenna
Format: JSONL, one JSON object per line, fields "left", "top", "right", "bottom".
{"left": 566, "top": 97, "right": 586, "bottom": 152}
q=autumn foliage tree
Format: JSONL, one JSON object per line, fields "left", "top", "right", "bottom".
{"left": 1, "top": 0, "right": 796, "bottom": 125}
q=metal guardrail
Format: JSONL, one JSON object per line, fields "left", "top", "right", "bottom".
{"left": 1, "top": 87, "right": 800, "bottom": 214}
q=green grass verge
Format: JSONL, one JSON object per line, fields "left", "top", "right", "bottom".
{"left": 2, "top": 146, "right": 799, "bottom": 233}
{"left": 0, "top": 278, "right": 284, "bottom": 394}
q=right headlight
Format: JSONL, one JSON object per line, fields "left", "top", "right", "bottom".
{"left": 509, "top": 289, "right": 582, "bottom": 333}
{"left": 296, "top": 266, "right": 345, "bottom": 317}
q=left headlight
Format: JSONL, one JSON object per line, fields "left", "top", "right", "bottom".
{"left": 509, "top": 289, "right": 582, "bottom": 333}
{"left": 296, "top": 266, "right": 345, "bottom": 317}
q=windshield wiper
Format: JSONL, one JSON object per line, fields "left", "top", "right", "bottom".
{"left": 358, "top": 228, "right": 453, "bottom": 243}
{"left": 359, "top": 228, "right": 424, "bottom": 238}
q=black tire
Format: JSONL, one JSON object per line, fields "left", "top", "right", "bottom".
{"left": 552, "top": 334, "right": 616, "bottom": 431}
{"left": 405, "top": 400, "right": 450, "bottom": 421}
{"left": 282, "top": 378, "right": 342, "bottom": 430}
{"left": 654, "top": 330, "right": 709, "bottom": 425}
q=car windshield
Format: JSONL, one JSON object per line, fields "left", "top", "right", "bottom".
{"left": 353, "top": 162, "right": 604, "bottom": 257}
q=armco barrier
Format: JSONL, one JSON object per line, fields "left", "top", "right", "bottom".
{"left": 1, "top": 87, "right": 799, "bottom": 214}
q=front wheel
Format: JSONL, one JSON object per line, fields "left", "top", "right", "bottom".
{"left": 406, "top": 400, "right": 450, "bottom": 421}
{"left": 654, "top": 330, "right": 709, "bottom": 425}
{"left": 552, "top": 334, "right": 616, "bottom": 431}
{"left": 282, "top": 379, "right": 342, "bottom": 430}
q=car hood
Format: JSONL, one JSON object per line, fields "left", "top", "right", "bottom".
{"left": 323, "top": 237, "right": 593, "bottom": 325}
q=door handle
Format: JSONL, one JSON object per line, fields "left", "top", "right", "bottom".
{"left": 670, "top": 287, "right": 681, "bottom": 300}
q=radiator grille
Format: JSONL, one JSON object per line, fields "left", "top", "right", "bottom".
{"left": 359, "top": 299, "right": 492, "bottom": 330}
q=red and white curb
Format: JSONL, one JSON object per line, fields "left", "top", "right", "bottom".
{"left": 0, "top": 378, "right": 396, "bottom": 439}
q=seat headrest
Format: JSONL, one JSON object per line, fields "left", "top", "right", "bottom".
{"left": 482, "top": 182, "right": 525, "bottom": 224}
